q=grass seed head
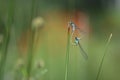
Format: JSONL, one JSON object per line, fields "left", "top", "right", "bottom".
{"left": 32, "top": 17, "right": 44, "bottom": 30}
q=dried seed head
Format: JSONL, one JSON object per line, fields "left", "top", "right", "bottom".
{"left": 32, "top": 17, "right": 44, "bottom": 29}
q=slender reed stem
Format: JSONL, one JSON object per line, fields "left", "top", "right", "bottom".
{"left": 0, "top": 0, "right": 15, "bottom": 79}
{"left": 26, "top": 0, "right": 36, "bottom": 79}
{"left": 0, "top": 34, "right": 10, "bottom": 79}
{"left": 96, "top": 33, "right": 112, "bottom": 80}
{"left": 65, "top": 27, "right": 71, "bottom": 80}
{"left": 26, "top": 30, "right": 35, "bottom": 80}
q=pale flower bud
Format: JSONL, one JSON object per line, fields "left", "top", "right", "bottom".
{"left": 32, "top": 17, "right": 44, "bottom": 29}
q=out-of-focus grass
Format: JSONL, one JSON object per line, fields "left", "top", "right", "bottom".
{"left": 0, "top": 0, "right": 120, "bottom": 80}
{"left": 0, "top": 0, "right": 15, "bottom": 79}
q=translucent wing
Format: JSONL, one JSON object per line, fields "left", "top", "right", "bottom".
{"left": 78, "top": 41, "right": 88, "bottom": 60}
{"left": 74, "top": 37, "right": 88, "bottom": 60}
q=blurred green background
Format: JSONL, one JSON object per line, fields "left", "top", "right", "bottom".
{"left": 0, "top": 0, "right": 120, "bottom": 80}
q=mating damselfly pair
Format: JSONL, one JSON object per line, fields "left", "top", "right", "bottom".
{"left": 68, "top": 20, "right": 88, "bottom": 60}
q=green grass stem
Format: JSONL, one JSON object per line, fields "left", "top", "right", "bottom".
{"left": 96, "top": 33, "right": 113, "bottom": 80}
{"left": 0, "top": 0, "right": 15, "bottom": 79}
{"left": 26, "top": 0, "right": 36, "bottom": 79}
{"left": 65, "top": 27, "right": 71, "bottom": 80}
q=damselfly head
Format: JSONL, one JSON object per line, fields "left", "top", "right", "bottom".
{"left": 74, "top": 37, "right": 80, "bottom": 45}
{"left": 71, "top": 37, "right": 80, "bottom": 46}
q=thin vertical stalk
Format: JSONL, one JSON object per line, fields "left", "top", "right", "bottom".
{"left": 26, "top": 0, "right": 36, "bottom": 79}
{"left": 0, "top": 0, "right": 15, "bottom": 79}
{"left": 29, "top": 0, "right": 36, "bottom": 22}
{"left": 65, "top": 27, "right": 71, "bottom": 80}
{"left": 96, "top": 33, "right": 112, "bottom": 80}
{"left": 0, "top": 34, "right": 10, "bottom": 80}
{"left": 26, "top": 30, "right": 35, "bottom": 80}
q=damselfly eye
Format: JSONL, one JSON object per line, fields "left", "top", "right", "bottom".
{"left": 74, "top": 37, "right": 80, "bottom": 45}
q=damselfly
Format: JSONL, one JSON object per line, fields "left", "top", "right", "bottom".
{"left": 68, "top": 20, "right": 88, "bottom": 60}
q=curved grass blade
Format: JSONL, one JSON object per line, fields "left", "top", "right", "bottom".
{"left": 96, "top": 33, "right": 112, "bottom": 80}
